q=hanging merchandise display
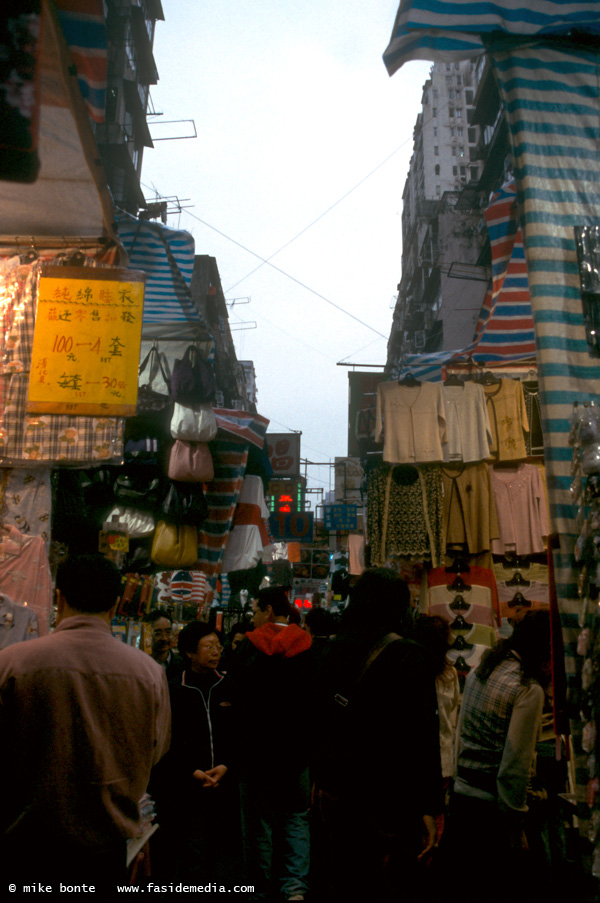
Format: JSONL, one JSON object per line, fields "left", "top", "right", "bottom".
{"left": 368, "top": 366, "right": 553, "bottom": 684}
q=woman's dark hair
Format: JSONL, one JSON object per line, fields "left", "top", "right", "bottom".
{"left": 413, "top": 614, "right": 451, "bottom": 679}
{"left": 305, "top": 607, "right": 335, "bottom": 638}
{"left": 339, "top": 567, "right": 411, "bottom": 642}
{"left": 228, "top": 621, "right": 248, "bottom": 643}
{"left": 178, "top": 620, "right": 221, "bottom": 662}
{"left": 476, "top": 609, "right": 551, "bottom": 686}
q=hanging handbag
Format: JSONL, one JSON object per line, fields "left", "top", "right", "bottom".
{"left": 113, "top": 465, "right": 164, "bottom": 514}
{"left": 171, "top": 344, "right": 216, "bottom": 405}
{"left": 151, "top": 520, "right": 199, "bottom": 568}
{"left": 168, "top": 440, "right": 214, "bottom": 482}
{"left": 170, "top": 402, "right": 218, "bottom": 442}
{"left": 162, "top": 482, "right": 209, "bottom": 526}
{"left": 105, "top": 506, "right": 156, "bottom": 539}
{"left": 136, "top": 344, "right": 172, "bottom": 414}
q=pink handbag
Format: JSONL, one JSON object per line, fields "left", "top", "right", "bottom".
{"left": 168, "top": 440, "right": 214, "bottom": 482}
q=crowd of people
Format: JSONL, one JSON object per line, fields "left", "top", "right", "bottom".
{"left": 0, "top": 555, "right": 555, "bottom": 902}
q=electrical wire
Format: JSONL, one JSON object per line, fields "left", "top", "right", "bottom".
{"left": 183, "top": 209, "right": 388, "bottom": 340}
{"left": 223, "top": 142, "right": 410, "bottom": 295}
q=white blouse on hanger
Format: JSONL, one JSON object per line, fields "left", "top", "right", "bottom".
{"left": 443, "top": 382, "right": 493, "bottom": 463}
{"left": 375, "top": 381, "right": 447, "bottom": 463}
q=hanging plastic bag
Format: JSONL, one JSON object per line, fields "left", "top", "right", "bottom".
{"left": 105, "top": 506, "right": 155, "bottom": 539}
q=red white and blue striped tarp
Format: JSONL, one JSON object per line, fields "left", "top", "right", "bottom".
{"left": 198, "top": 442, "right": 248, "bottom": 579}
{"left": 383, "top": 0, "right": 600, "bottom": 76}
{"left": 55, "top": 0, "right": 107, "bottom": 123}
{"left": 399, "top": 182, "right": 536, "bottom": 380}
{"left": 213, "top": 409, "right": 270, "bottom": 449}
{"left": 471, "top": 181, "right": 537, "bottom": 360}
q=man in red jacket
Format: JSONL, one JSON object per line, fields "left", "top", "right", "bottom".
{"left": 227, "top": 585, "right": 312, "bottom": 902}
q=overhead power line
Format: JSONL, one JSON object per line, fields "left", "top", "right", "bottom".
{"left": 184, "top": 209, "right": 387, "bottom": 339}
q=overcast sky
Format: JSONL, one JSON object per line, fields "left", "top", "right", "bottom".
{"left": 140, "top": 1, "right": 431, "bottom": 505}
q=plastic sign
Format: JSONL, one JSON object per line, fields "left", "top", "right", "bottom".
{"left": 27, "top": 266, "right": 146, "bottom": 416}
{"left": 267, "top": 433, "right": 301, "bottom": 476}
{"left": 269, "top": 512, "right": 314, "bottom": 543}
{"left": 324, "top": 504, "right": 358, "bottom": 531}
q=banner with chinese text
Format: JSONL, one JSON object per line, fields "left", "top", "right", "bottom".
{"left": 27, "top": 267, "right": 145, "bottom": 416}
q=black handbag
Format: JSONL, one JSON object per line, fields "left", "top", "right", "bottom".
{"left": 171, "top": 345, "right": 216, "bottom": 406}
{"left": 162, "top": 481, "right": 209, "bottom": 526}
{"left": 113, "top": 464, "right": 165, "bottom": 515}
{"left": 137, "top": 344, "right": 172, "bottom": 414}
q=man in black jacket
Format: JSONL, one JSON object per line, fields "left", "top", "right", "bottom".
{"left": 227, "top": 586, "right": 312, "bottom": 902}
{"left": 313, "top": 567, "right": 443, "bottom": 902}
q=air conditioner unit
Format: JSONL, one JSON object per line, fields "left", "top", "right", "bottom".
{"left": 414, "top": 331, "right": 426, "bottom": 349}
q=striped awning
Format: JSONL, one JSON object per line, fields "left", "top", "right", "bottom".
{"left": 55, "top": 0, "right": 107, "bottom": 123}
{"left": 116, "top": 213, "right": 205, "bottom": 325}
{"left": 384, "top": 2, "right": 600, "bottom": 824}
{"left": 383, "top": 0, "right": 600, "bottom": 75}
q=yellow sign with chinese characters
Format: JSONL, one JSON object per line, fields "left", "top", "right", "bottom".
{"left": 27, "top": 266, "right": 146, "bottom": 416}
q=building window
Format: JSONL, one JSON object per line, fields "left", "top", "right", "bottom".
{"left": 468, "top": 127, "right": 477, "bottom": 144}
{"left": 466, "top": 89, "right": 474, "bottom": 105}
{"left": 456, "top": 74, "right": 462, "bottom": 85}
{"left": 448, "top": 89, "right": 454, "bottom": 99}
{"left": 450, "top": 127, "right": 455, "bottom": 136}
{"left": 446, "top": 63, "right": 452, "bottom": 70}
{"left": 456, "top": 108, "right": 463, "bottom": 118}
{"left": 433, "top": 127, "right": 438, "bottom": 136}
{"left": 435, "top": 164, "right": 440, "bottom": 175}
{"left": 449, "top": 106, "right": 455, "bottom": 118}
{"left": 453, "top": 166, "right": 458, "bottom": 176}
{"left": 436, "top": 185, "right": 441, "bottom": 195}
{"left": 457, "top": 126, "right": 463, "bottom": 137}
{"left": 432, "top": 107, "right": 437, "bottom": 117}
{"left": 451, "top": 146, "right": 457, "bottom": 156}
{"left": 459, "top": 146, "right": 465, "bottom": 156}
{"left": 460, "top": 165, "right": 466, "bottom": 175}
{"left": 434, "top": 146, "right": 439, "bottom": 156}
{"left": 433, "top": 88, "right": 438, "bottom": 98}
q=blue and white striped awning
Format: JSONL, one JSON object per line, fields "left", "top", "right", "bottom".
{"left": 383, "top": 1, "right": 600, "bottom": 75}
{"left": 383, "top": 0, "right": 600, "bottom": 817}
{"left": 116, "top": 213, "right": 204, "bottom": 325}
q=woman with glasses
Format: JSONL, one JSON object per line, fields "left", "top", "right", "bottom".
{"left": 151, "top": 620, "right": 238, "bottom": 882}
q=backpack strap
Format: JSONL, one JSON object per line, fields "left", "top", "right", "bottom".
{"left": 356, "top": 631, "right": 402, "bottom": 684}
